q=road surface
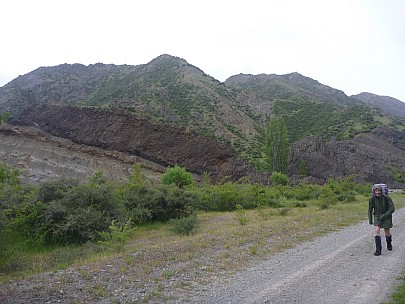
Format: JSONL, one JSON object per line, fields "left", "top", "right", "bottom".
{"left": 178, "top": 207, "right": 405, "bottom": 304}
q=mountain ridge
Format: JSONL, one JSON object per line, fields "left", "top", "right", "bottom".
{"left": 1, "top": 54, "right": 405, "bottom": 186}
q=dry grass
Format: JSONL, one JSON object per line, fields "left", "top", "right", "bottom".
{"left": 3, "top": 194, "right": 405, "bottom": 303}
{"left": 62, "top": 194, "right": 404, "bottom": 299}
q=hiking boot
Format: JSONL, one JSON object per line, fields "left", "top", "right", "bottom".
{"left": 386, "top": 235, "right": 393, "bottom": 251}
{"left": 374, "top": 236, "right": 382, "bottom": 256}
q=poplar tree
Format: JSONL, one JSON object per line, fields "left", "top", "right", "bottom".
{"left": 1, "top": 112, "right": 9, "bottom": 124}
{"left": 264, "top": 116, "right": 289, "bottom": 173}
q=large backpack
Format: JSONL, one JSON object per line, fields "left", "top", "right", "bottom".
{"left": 372, "top": 183, "right": 389, "bottom": 196}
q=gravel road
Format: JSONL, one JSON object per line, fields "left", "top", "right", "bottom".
{"left": 177, "top": 207, "right": 405, "bottom": 304}
{"left": 2, "top": 208, "right": 405, "bottom": 304}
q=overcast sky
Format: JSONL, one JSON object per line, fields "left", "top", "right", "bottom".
{"left": 1, "top": 0, "right": 404, "bottom": 102}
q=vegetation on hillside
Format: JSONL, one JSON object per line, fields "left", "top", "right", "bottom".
{"left": 273, "top": 100, "right": 378, "bottom": 142}
{"left": 2, "top": 56, "right": 405, "bottom": 172}
{"left": 0, "top": 161, "right": 372, "bottom": 275}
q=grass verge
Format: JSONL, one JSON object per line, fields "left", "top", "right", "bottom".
{"left": 1, "top": 193, "right": 405, "bottom": 303}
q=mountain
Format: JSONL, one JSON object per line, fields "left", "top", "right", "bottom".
{"left": 1, "top": 54, "right": 405, "bottom": 186}
{"left": 224, "top": 73, "right": 377, "bottom": 143}
{"left": 0, "top": 55, "right": 264, "bottom": 162}
{"left": 352, "top": 92, "right": 405, "bottom": 118}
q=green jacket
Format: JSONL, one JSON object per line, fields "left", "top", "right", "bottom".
{"left": 368, "top": 195, "right": 395, "bottom": 228}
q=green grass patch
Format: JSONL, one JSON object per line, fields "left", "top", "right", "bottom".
{"left": 383, "top": 272, "right": 405, "bottom": 304}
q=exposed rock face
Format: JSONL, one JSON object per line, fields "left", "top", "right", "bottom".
{"left": 287, "top": 127, "right": 405, "bottom": 187}
{"left": 6, "top": 105, "right": 262, "bottom": 184}
{"left": 3, "top": 108, "right": 405, "bottom": 187}
{"left": 0, "top": 123, "right": 166, "bottom": 185}
{"left": 2, "top": 57, "right": 405, "bottom": 187}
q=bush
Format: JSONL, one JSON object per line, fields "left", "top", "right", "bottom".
{"left": 161, "top": 165, "right": 193, "bottom": 188}
{"left": 98, "top": 219, "right": 135, "bottom": 250}
{"left": 255, "top": 201, "right": 274, "bottom": 220}
{"left": 270, "top": 172, "right": 289, "bottom": 185}
{"left": 299, "top": 160, "right": 308, "bottom": 176}
{"left": 0, "top": 163, "right": 20, "bottom": 187}
{"left": 147, "top": 185, "right": 197, "bottom": 221}
{"left": 121, "top": 184, "right": 155, "bottom": 224}
{"left": 12, "top": 175, "right": 127, "bottom": 246}
{"left": 234, "top": 204, "right": 249, "bottom": 225}
{"left": 123, "top": 183, "right": 198, "bottom": 222}
{"left": 294, "top": 183, "right": 320, "bottom": 200}
{"left": 201, "top": 182, "right": 256, "bottom": 211}
{"left": 317, "top": 187, "right": 339, "bottom": 209}
{"left": 337, "top": 191, "right": 357, "bottom": 203}
{"left": 36, "top": 178, "right": 80, "bottom": 203}
{"left": 169, "top": 214, "right": 198, "bottom": 235}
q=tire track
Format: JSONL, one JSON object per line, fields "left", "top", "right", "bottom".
{"left": 181, "top": 207, "right": 405, "bottom": 304}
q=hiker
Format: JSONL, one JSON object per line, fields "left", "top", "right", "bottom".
{"left": 368, "top": 184, "right": 395, "bottom": 256}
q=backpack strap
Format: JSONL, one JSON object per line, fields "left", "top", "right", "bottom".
{"left": 372, "top": 195, "right": 388, "bottom": 212}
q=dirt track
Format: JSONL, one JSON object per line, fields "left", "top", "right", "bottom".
{"left": 2, "top": 209, "right": 405, "bottom": 304}
{"left": 177, "top": 207, "right": 405, "bottom": 304}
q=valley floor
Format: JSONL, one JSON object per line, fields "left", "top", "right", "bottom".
{"left": 2, "top": 209, "right": 405, "bottom": 304}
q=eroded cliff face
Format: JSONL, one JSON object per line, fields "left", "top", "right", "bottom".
{"left": 0, "top": 124, "right": 167, "bottom": 184}
{"left": 3, "top": 104, "right": 405, "bottom": 187}
{"left": 287, "top": 128, "right": 405, "bottom": 187}
{"left": 5, "top": 105, "right": 263, "bottom": 184}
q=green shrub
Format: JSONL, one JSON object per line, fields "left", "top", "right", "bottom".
{"left": 120, "top": 184, "right": 154, "bottom": 224}
{"left": 234, "top": 204, "right": 249, "bottom": 225}
{"left": 337, "top": 191, "right": 357, "bottom": 203}
{"left": 161, "top": 165, "right": 193, "bottom": 188}
{"left": 36, "top": 178, "right": 80, "bottom": 203}
{"left": 11, "top": 200, "right": 46, "bottom": 242}
{"left": 169, "top": 214, "right": 198, "bottom": 235}
{"left": 43, "top": 203, "right": 106, "bottom": 245}
{"left": 270, "top": 171, "right": 289, "bottom": 185}
{"left": 299, "top": 160, "right": 308, "bottom": 176}
{"left": 121, "top": 168, "right": 198, "bottom": 223}
{"left": 1, "top": 112, "right": 10, "bottom": 123}
{"left": 0, "top": 163, "right": 20, "bottom": 186}
{"left": 12, "top": 175, "right": 127, "bottom": 246}
{"left": 318, "top": 200, "right": 331, "bottom": 209}
{"left": 268, "top": 197, "right": 284, "bottom": 208}
{"left": 294, "top": 184, "right": 320, "bottom": 200}
{"left": 98, "top": 219, "right": 135, "bottom": 250}
{"left": 279, "top": 207, "right": 290, "bottom": 216}
{"left": 118, "top": 165, "right": 160, "bottom": 224}
{"left": 144, "top": 185, "right": 197, "bottom": 221}
{"left": 201, "top": 182, "right": 256, "bottom": 211}
{"left": 255, "top": 201, "right": 274, "bottom": 220}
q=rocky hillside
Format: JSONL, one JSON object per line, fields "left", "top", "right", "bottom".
{"left": 352, "top": 92, "right": 405, "bottom": 118}
{"left": 0, "top": 55, "right": 266, "bottom": 162}
{"left": 287, "top": 127, "right": 405, "bottom": 188}
{"left": 1, "top": 54, "right": 405, "bottom": 186}
{"left": 4, "top": 105, "right": 264, "bottom": 184}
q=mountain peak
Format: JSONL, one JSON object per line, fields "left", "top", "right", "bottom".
{"left": 147, "top": 54, "right": 188, "bottom": 65}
